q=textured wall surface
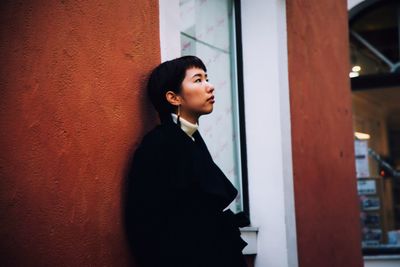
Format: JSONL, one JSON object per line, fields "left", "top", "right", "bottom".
{"left": 286, "top": 0, "right": 363, "bottom": 266}
{"left": 0, "top": 1, "right": 160, "bottom": 266}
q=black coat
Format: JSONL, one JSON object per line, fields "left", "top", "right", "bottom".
{"left": 124, "top": 118, "right": 250, "bottom": 267}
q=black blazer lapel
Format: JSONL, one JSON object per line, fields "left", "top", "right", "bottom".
{"left": 161, "top": 119, "right": 238, "bottom": 210}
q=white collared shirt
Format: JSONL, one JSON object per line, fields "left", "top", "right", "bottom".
{"left": 170, "top": 113, "right": 199, "bottom": 141}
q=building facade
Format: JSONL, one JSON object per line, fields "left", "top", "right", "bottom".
{"left": 3, "top": 0, "right": 395, "bottom": 266}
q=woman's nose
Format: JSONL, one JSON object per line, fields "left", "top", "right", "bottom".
{"left": 207, "top": 82, "right": 215, "bottom": 93}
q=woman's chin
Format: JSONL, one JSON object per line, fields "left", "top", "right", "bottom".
{"left": 205, "top": 106, "right": 214, "bottom": 114}
{"left": 198, "top": 104, "right": 214, "bottom": 115}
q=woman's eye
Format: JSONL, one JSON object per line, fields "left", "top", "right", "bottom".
{"left": 194, "top": 78, "right": 209, "bottom": 83}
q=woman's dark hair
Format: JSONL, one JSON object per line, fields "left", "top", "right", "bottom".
{"left": 147, "top": 55, "right": 207, "bottom": 124}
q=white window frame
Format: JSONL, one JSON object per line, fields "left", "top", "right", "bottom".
{"left": 158, "top": 1, "right": 298, "bottom": 266}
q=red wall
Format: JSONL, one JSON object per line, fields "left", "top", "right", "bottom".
{"left": 0, "top": 1, "right": 160, "bottom": 266}
{"left": 286, "top": 1, "right": 363, "bottom": 266}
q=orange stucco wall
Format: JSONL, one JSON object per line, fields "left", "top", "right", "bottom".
{"left": 0, "top": 1, "right": 160, "bottom": 266}
{"left": 286, "top": 1, "right": 363, "bottom": 266}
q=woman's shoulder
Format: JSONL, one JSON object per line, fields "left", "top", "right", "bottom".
{"left": 136, "top": 124, "right": 171, "bottom": 152}
{"left": 129, "top": 124, "right": 172, "bottom": 171}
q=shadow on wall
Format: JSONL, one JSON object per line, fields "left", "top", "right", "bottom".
{"left": 121, "top": 73, "right": 160, "bottom": 266}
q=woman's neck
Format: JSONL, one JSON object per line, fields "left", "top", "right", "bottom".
{"left": 170, "top": 113, "right": 199, "bottom": 138}
{"left": 176, "top": 111, "right": 198, "bottom": 124}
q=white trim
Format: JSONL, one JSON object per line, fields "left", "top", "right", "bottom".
{"left": 240, "top": 0, "right": 298, "bottom": 266}
{"left": 364, "top": 255, "right": 400, "bottom": 260}
{"left": 364, "top": 257, "right": 400, "bottom": 267}
{"left": 348, "top": 0, "right": 365, "bottom": 10}
{"left": 240, "top": 227, "right": 259, "bottom": 255}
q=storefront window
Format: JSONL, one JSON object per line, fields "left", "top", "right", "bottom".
{"left": 179, "top": 0, "right": 246, "bottom": 213}
{"left": 350, "top": 1, "right": 400, "bottom": 255}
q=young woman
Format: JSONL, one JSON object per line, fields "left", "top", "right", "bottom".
{"left": 124, "top": 55, "right": 250, "bottom": 267}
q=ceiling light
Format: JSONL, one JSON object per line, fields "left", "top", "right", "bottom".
{"left": 349, "top": 72, "right": 360, "bottom": 78}
{"left": 355, "top": 132, "right": 370, "bottom": 140}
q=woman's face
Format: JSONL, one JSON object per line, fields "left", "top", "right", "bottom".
{"left": 179, "top": 67, "right": 215, "bottom": 117}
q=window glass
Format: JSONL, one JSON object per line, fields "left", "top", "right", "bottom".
{"left": 353, "top": 88, "right": 400, "bottom": 254}
{"left": 350, "top": 0, "right": 400, "bottom": 255}
{"left": 179, "top": 0, "right": 244, "bottom": 213}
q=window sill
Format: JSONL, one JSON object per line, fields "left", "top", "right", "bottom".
{"left": 240, "top": 226, "right": 259, "bottom": 255}
{"left": 364, "top": 255, "right": 400, "bottom": 261}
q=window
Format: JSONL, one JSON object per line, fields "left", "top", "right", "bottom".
{"left": 350, "top": 0, "right": 400, "bottom": 256}
{"left": 179, "top": 0, "right": 248, "bottom": 214}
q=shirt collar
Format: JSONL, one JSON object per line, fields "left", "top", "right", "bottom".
{"left": 170, "top": 113, "right": 199, "bottom": 139}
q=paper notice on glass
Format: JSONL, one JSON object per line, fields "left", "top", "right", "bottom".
{"left": 355, "top": 139, "right": 370, "bottom": 178}
{"left": 359, "top": 195, "right": 380, "bottom": 211}
{"left": 362, "top": 228, "right": 382, "bottom": 246}
{"left": 357, "top": 180, "right": 376, "bottom": 195}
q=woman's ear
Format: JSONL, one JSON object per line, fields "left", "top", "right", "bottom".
{"left": 165, "top": 90, "right": 181, "bottom": 106}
